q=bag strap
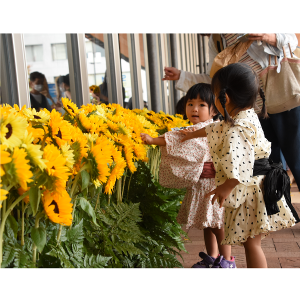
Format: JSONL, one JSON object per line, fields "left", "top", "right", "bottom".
{"left": 267, "top": 42, "right": 293, "bottom": 66}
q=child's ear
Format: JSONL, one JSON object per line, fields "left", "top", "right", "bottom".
{"left": 225, "top": 93, "right": 230, "bottom": 105}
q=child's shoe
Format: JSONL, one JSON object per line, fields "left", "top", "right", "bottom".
{"left": 191, "top": 252, "right": 216, "bottom": 268}
{"left": 212, "top": 255, "right": 236, "bottom": 268}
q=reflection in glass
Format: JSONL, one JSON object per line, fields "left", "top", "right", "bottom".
{"left": 139, "top": 34, "right": 148, "bottom": 109}
{"left": 24, "top": 34, "right": 70, "bottom": 113}
{"left": 85, "top": 34, "right": 108, "bottom": 104}
{"left": 118, "top": 34, "right": 130, "bottom": 109}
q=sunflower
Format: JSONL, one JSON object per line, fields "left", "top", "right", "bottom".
{"left": 21, "top": 131, "right": 47, "bottom": 170}
{"left": 0, "top": 183, "right": 9, "bottom": 206}
{"left": 88, "top": 143, "right": 112, "bottom": 187}
{"left": 60, "top": 144, "right": 75, "bottom": 170}
{"left": 0, "top": 145, "right": 11, "bottom": 176}
{"left": 43, "top": 189, "right": 73, "bottom": 226}
{"left": 95, "top": 105, "right": 107, "bottom": 120}
{"left": 80, "top": 103, "right": 97, "bottom": 115}
{"left": 132, "top": 143, "right": 148, "bottom": 162}
{"left": 62, "top": 98, "right": 79, "bottom": 117}
{"left": 26, "top": 123, "right": 45, "bottom": 144}
{"left": 78, "top": 113, "right": 92, "bottom": 133}
{"left": 43, "top": 144, "right": 70, "bottom": 194}
{"left": 22, "top": 108, "right": 50, "bottom": 124}
{"left": 3, "top": 147, "right": 33, "bottom": 190}
{"left": 48, "top": 110, "right": 72, "bottom": 147}
{"left": 69, "top": 127, "right": 88, "bottom": 172}
{"left": 17, "top": 187, "right": 30, "bottom": 204}
{"left": 104, "top": 145, "right": 127, "bottom": 194}
{"left": 0, "top": 112, "right": 28, "bottom": 149}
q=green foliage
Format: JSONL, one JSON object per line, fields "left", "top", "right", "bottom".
{"left": 2, "top": 160, "right": 187, "bottom": 269}
{"left": 31, "top": 226, "right": 46, "bottom": 252}
{"left": 29, "top": 186, "right": 41, "bottom": 216}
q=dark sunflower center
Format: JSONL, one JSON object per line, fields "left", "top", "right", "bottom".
{"left": 34, "top": 115, "right": 42, "bottom": 119}
{"left": 166, "top": 116, "right": 173, "bottom": 121}
{"left": 5, "top": 124, "right": 12, "bottom": 139}
{"left": 67, "top": 105, "right": 74, "bottom": 113}
{"left": 56, "top": 129, "right": 62, "bottom": 139}
{"left": 50, "top": 200, "right": 59, "bottom": 214}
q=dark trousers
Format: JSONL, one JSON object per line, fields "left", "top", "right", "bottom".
{"left": 259, "top": 106, "right": 300, "bottom": 190}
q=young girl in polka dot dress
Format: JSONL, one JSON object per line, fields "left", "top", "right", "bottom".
{"left": 141, "top": 83, "right": 236, "bottom": 268}
{"left": 181, "top": 63, "right": 299, "bottom": 268}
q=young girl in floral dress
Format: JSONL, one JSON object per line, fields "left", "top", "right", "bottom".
{"left": 181, "top": 63, "right": 299, "bottom": 268}
{"left": 141, "top": 83, "right": 236, "bottom": 268}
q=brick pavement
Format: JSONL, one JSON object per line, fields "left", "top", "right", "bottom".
{"left": 177, "top": 183, "right": 300, "bottom": 268}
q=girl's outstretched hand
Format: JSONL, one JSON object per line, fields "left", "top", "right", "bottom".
{"left": 180, "top": 129, "right": 196, "bottom": 143}
{"left": 205, "top": 179, "right": 240, "bottom": 208}
{"left": 140, "top": 133, "right": 153, "bottom": 145}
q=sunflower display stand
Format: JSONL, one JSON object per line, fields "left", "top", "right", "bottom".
{"left": 0, "top": 99, "right": 189, "bottom": 268}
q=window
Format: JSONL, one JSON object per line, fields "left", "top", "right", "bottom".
{"left": 85, "top": 34, "right": 108, "bottom": 104}
{"left": 51, "top": 43, "right": 68, "bottom": 61}
{"left": 24, "top": 34, "right": 70, "bottom": 113}
{"left": 25, "top": 45, "right": 43, "bottom": 62}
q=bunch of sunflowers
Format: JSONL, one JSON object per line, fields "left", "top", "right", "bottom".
{"left": 0, "top": 98, "right": 189, "bottom": 267}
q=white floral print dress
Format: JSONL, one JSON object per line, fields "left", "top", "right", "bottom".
{"left": 159, "top": 119, "right": 224, "bottom": 230}
{"left": 205, "top": 109, "right": 296, "bottom": 246}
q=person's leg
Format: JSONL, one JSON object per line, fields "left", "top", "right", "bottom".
{"left": 211, "top": 227, "right": 231, "bottom": 261}
{"left": 203, "top": 228, "right": 218, "bottom": 258}
{"left": 259, "top": 117, "right": 282, "bottom": 164}
{"left": 269, "top": 106, "right": 300, "bottom": 189}
{"left": 243, "top": 235, "right": 267, "bottom": 268}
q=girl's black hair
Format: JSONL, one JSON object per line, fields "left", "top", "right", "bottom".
{"left": 175, "top": 96, "right": 187, "bottom": 119}
{"left": 211, "top": 63, "right": 268, "bottom": 126}
{"left": 184, "top": 83, "right": 222, "bottom": 121}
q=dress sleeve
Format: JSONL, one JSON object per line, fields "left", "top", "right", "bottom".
{"left": 160, "top": 130, "right": 210, "bottom": 185}
{"left": 206, "top": 123, "right": 255, "bottom": 185}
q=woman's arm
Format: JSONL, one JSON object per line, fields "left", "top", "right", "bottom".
{"left": 180, "top": 127, "right": 207, "bottom": 142}
{"left": 140, "top": 133, "right": 166, "bottom": 146}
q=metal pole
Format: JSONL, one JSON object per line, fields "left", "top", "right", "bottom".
{"left": 146, "top": 34, "right": 161, "bottom": 112}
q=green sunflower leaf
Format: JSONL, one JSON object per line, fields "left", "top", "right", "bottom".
{"left": 31, "top": 226, "right": 46, "bottom": 252}
{"left": 79, "top": 197, "right": 98, "bottom": 226}
{"left": 29, "top": 186, "right": 41, "bottom": 216}
{"left": 81, "top": 170, "right": 90, "bottom": 191}
{"left": 6, "top": 215, "right": 18, "bottom": 238}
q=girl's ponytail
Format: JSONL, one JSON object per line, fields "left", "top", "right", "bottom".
{"left": 258, "top": 87, "right": 268, "bottom": 119}
{"left": 219, "top": 88, "right": 234, "bottom": 126}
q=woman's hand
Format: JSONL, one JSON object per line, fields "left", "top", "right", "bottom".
{"left": 205, "top": 179, "right": 240, "bottom": 208}
{"left": 162, "top": 67, "right": 181, "bottom": 81}
{"left": 248, "top": 34, "right": 277, "bottom": 47}
{"left": 140, "top": 133, "right": 154, "bottom": 145}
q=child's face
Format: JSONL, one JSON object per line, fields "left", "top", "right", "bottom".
{"left": 185, "top": 97, "right": 213, "bottom": 124}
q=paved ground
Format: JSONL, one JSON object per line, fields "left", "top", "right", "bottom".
{"left": 178, "top": 182, "right": 300, "bottom": 268}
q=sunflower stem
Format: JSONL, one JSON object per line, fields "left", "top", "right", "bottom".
{"left": 121, "top": 174, "right": 126, "bottom": 201}
{"left": 57, "top": 225, "right": 63, "bottom": 242}
{"left": 21, "top": 201, "right": 25, "bottom": 246}
{"left": 40, "top": 134, "right": 48, "bottom": 151}
{"left": 0, "top": 191, "right": 29, "bottom": 268}
{"left": 69, "top": 197, "right": 77, "bottom": 230}
{"left": 32, "top": 212, "right": 44, "bottom": 265}
{"left": 126, "top": 172, "right": 133, "bottom": 200}
{"left": 94, "top": 192, "right": 100, "bottom": 211}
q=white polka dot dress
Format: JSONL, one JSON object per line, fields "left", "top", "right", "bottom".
{"left": 205, "top": 109, "right": 296, "bottom": 246}
{"left": 159, "top": 119, "right": 224, "bottom": 231}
